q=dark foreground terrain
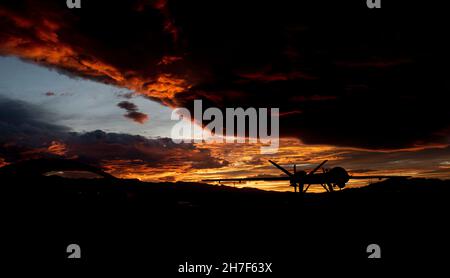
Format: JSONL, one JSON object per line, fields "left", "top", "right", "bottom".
{"left": 2, "top": 159, "right": 450, "bottom": 275}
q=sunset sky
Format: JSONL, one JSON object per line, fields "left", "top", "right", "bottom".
{"left": 1, "top": 0, "right": 449, "bottom": 192}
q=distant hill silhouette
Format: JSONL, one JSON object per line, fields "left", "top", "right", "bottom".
{"left": 2, "top": 158, "right": 450, "bottom": 270}
{"left": 1, "top": 158, "right": 449, "bottom": 205}
{"left": 0, "top": 158, "right": 115, "bottom": 179}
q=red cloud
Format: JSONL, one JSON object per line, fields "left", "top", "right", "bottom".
{"left": 124, "top": 111, "right": 149, "bottom": 124}
{"left": 117, "top": 101, "right": 149, "bottom": 124}
{"left": 1, "top": 1, "right": 449, "bottom": 150}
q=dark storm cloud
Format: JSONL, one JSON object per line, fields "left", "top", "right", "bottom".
{"left": 167, "top": 1, "right": 450, "bottom": 149}
{"left": 64, "top": 129, "right": 228, "bottom": 170}
{"left": 0, "top": 96, "right": 70, "bottom": 161}
{"left": 1, "top": 1, "right": 450, "bottom": 149}
{"left": 0, "top": 97, "right": 227, "bottom": 171}
{"left": 117, "top": 101, "right": 149, "bottom": 124}
{"left": 0, "top": 96, "right": 69, "bottom": 141}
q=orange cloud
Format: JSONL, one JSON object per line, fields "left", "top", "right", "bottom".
{"left": 0, "top": 157, "right": 9, "bottom": 168}
{"left": 47, "top": 141, "right": 67, "bottom": 156}
{"left": 0, "top": 4, "right": 190, "bottom": 105}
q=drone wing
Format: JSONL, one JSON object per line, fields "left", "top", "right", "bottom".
{"left": 202, "top": 176, "right": 290, "bottom": 183}
{"left": 203, "top": 159, "right": 295, "bottom": 183}
{"left": 349, "top": 175, "right": 411, "bottom": 180}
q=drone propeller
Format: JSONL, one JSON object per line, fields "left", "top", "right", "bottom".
{"left": 308, "top": 160, "right": 328, "bottom": 175}
{"left": 268, "top": 160, "right": 293, "bottom": 177}
{"left": 268, "top": 160, "right": 298, "bottom": 191}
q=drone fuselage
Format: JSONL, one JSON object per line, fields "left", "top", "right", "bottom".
{"left": 290, "top": 167, "right": 350, "bottom": 188}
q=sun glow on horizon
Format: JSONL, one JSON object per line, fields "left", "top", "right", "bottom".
{"left": 100, "top": 138, "right": 449, "bottom": 192}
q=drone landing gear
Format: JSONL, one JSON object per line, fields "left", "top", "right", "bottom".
{"left": 293, "top": 183, "right": 336, "bottom": 194}
{"left": 293, "top": 183, "right": 307, "bottom": 194}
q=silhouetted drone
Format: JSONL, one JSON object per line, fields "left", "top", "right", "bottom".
{"left": 203, "top": 160, "right": 409, "bottom": 193}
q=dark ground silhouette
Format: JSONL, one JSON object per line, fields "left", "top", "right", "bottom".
{"left": 2, "top": 159, "right": 450, "bottom": 274}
